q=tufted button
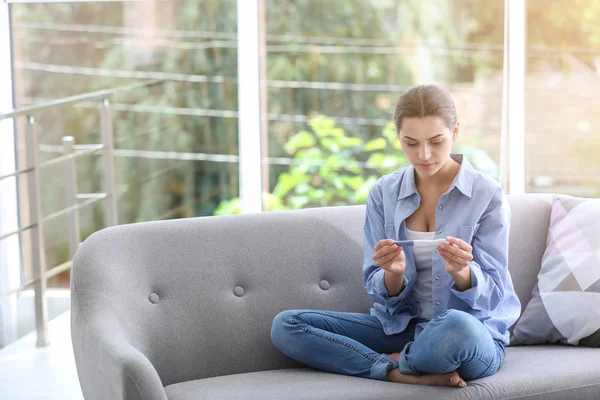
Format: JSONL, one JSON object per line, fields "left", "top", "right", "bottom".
{"left": 436, "top": 301, "right": 441, "bottom": 306}
{"left": 148, "top": 293, "right": 160, "bottom": 304}
{"left": 437, "top": 228, "right": 443, "bottom": 234}
{"left": 438, "top": 205, "right": 443, "bottom": 210}
{"left": 319, "top": 280, "right": 330, "bottom": 290}
{"left": 435, "top": 275, "right": 440, "bottom": 280}
{"left": 234, "top": 286, "right": 245, "bottom": 297}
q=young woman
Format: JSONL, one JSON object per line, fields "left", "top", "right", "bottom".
{"left": 270, "top": 84, "right": 521, "bottom": 388}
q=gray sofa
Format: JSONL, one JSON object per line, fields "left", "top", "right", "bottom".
{"left": 71, "top": 194, "right": 600, "bottom": 400}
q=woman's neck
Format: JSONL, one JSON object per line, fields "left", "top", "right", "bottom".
{"left": 415, "top": 157, "right": 461, "bottom": 189}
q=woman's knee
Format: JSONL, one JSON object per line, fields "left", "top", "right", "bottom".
{"left": 270, "top": 310, "right": 299, "bottom": 348}
{"left": 436, "top": 310, "right": 485, "bottom": 340}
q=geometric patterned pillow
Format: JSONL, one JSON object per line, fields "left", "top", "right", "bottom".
{"left": 511, "top": 196, "right": 600, "bottom": 346}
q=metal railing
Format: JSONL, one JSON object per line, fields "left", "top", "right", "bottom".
{"left": 0, "top": 82, "right": 156, "bottom": 347}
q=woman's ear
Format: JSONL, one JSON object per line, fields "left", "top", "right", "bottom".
{"left": 452, "top": 121, "right": 460, "bottom": 141}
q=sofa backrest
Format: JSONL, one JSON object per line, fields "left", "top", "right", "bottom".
{"left": 505, "top": 194, "right": 553, "bottom": 321}
{"left": 71, "top": 194, "right": 555, "bottom": 386}
{"left": 72, "top": 205, "right": 369, "bottom": 387}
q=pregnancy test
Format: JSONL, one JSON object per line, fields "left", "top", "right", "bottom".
{"left": 393, "top": 239, "right": 448, "bottom": 247}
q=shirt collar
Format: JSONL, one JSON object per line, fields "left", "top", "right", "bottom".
{"left": 397, "top": 154, "right": 476, "bottom": 200}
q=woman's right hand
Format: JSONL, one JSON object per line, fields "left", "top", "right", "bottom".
{"left": 373, "top": 239, "right": 406, "bottom": 275}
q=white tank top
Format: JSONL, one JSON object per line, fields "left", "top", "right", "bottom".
{"left": 406, "top": 227, "right": 435, "bottom": 320}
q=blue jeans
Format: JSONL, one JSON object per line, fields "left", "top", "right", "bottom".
{"left": 270, "top": 309, "right": 505, "bottom": 381}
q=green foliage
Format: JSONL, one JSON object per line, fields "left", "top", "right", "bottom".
{"left": 215, "top": 115, "right": 407, "bottom": 214}
{"left": 14, "top": 0, "right": 600, "bottom": 268}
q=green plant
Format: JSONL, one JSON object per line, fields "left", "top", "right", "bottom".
{"left": 214, "top": 115, "right": 407, "bottom": 214}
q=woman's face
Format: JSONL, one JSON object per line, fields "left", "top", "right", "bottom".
{"left": 398, "top": 116, "right": 458, "bottom": 177}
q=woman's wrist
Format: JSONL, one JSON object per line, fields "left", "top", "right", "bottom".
{"left": 384, "top": 270, "right": 405, "bottom": 296}
{"left": 450, "top": 266, "right": 471, "bottom": 291}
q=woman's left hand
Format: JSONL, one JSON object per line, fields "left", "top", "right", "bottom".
{"left": 437, "top": 236, "right": 473, "bottom": 274}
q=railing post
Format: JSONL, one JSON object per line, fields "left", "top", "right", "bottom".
{"left": 100, "top": 99, "right": 117, "bottom": 227}
{"left": 63, "top": 136, "right": 80, "bottom": 258}
{"left": 26, "top": 116, "right": 49, "bottom": 347}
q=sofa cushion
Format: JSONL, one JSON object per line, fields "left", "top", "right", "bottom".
{"left": 512, "top": 196, "right": 600, "bottom": 345}
{"left": 164, "top": 346, "right": 600, "bottom": 400}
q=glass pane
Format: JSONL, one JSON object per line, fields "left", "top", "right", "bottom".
{"left": 525, "top": 0, "right": 600, "bottom": 197}
{"left": 260, "top": 0, "right": 505, "bottom": 211}
{"left": 0, "top": 286, "right": 71, "bottom": 351}
{"left": 46, "top": 270, "right": 71, "bottom": 324}
{"left": 115, "top": 157, "right": 239, "bottom": 222}
{"left": 0, "top": 289, "right": 34, "bottom": 349}
{"left": 10, "top": 0, "right": 239, "bottom": 336}
{"left": 0, "top": 223, "right": 23, "bottom": 349}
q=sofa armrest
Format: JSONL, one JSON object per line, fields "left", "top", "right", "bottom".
{"left": 71, "top": 289, "right": 167, "bottom": 400}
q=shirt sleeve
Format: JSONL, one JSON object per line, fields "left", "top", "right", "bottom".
{"left": 450, "top": 186, "right": 511, "bottom": 311}
{"left": 362, "top": 180, "right": 411, "bottom": 312}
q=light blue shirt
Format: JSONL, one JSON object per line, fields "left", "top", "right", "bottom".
{"left": 363, "top": 154, "right": 521, "bottom": 345}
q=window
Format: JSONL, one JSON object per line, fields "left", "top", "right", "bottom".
{"left": 259, "top": 0, "right": 505, "bottom": 211}
{"left": 525, "top": 0, "right": 600, "bottom": 197}
{"left": 4, "top": 0, "right": 240, "bottom": 348}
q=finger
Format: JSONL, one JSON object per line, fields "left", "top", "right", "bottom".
{"left": 439, "top": 249, "right": 463, "bottom": 264}
{"left": 438, "top": 251, "right": 456, "bottom": 266}
{"left": 446, "top": 236, "right": 472, "bottom": 252}
{"left": 395, "top": 247, "right": 405, "bottom": 260}
{"left": 444, "top": 258, "right": 463, "bottom": 272}
{"left": 374, "top": 239, "right": 395, "bottom": 252}
{"left": 439, "top": 250, "right": 468, "bottom": 267}
{"left": 438, "top": 243, "right": 472, "bottom": 260}
{"left": 373, "top": 244, "right": 398, "bottom": 260}
{"left": 377, "top": 247, "right": 402, "bottom": 265}
{"left": 381, "top": 245, "right": 403, "bottom": 262}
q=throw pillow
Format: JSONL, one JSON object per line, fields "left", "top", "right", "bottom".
{"left": 511, "top": 196, "right": 600, "bottom": 346}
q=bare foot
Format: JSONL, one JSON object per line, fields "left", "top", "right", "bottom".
{"left": 385, "top": 353, "right": 467, "bottom": 388}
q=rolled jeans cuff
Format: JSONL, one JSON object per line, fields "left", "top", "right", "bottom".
{"left": 370, "top": 353, "right": 399, "bottom": 381}
{"left": 398, "top": 341, "right": 420, "bottom": 375}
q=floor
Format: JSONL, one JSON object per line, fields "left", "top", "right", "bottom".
{"left": 0, "top": 311, "right": 84, "bottom": 400}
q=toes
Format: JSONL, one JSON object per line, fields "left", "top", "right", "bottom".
{"left": 449, "top": 372, "right": 467, "bottom": 388}
{"left": 449, "top": 372, "right": 459, "bottom": 384}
